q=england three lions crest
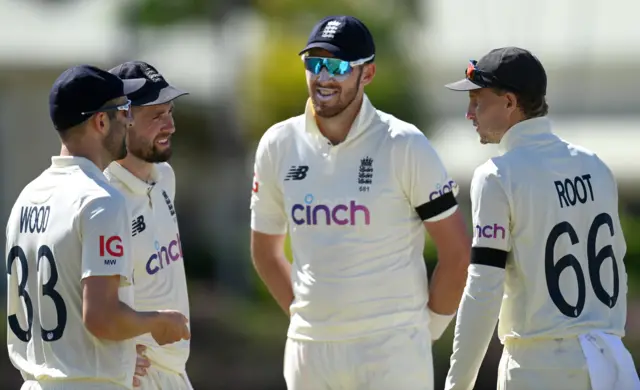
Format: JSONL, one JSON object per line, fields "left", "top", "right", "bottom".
{"left": 358, "top": 156, "right": 373, "bottom": 192}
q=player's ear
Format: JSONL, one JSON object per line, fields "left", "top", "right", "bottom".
{"left": 360, "top": 63, "right": 376, "bottom": 86}
{"left": 505, "top": 92, "right": 518, "bottom": 113}
{"left": 90, "top": 112, "right": 109, "bottom": 136}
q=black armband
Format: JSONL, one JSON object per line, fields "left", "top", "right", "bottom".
{"left": 415, "top": 192, "right": 457, "bottom": 221}
{"left": 471, "top": 247, "right": 509, "bottom": 269}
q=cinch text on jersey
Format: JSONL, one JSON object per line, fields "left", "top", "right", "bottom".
{"left": 429, "top": 180, "right": 457, "bottom": 201}
{"left": 475, "top": 223, "right": 506, "bottom": 239}
{"left": 554, "top": 174, "right": 594, "bottom": 209}
{"left": 146, "top": 233, "right": 184, "bottom": 275}
{"left": 291, "top": 194, "right": 370, "bottom": 226}
{"left": 19, "top": 206, "right": 51, "bottom": 234}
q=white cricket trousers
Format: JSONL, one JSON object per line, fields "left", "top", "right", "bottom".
{"left": 19, "top": 366, "right": 193, "bottom": 390}
{"left": 284, "top": 325, "right": 434, "bottom": 390}
{"left": 21, "top": 381, "right": 128, "bottom": 390}
{"left": 136, "top": 364, "right": 193, "bottom": 390}
{"left": 498, "top": 332, "right": 640, "bottom": 390}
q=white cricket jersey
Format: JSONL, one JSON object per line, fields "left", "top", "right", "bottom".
{"left": 104, "top": 162, "right": 190, "bottom": 373}
{"left": 471, "top": 117, "right": 628, "bottom": 341}
{"left": 6, "top": 156, "right": 136, "bottom": 388}
{"left": 250, "top": 95, "right": 459, "bottom": 341}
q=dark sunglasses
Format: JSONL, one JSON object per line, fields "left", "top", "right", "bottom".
{"left": 303, "top": 54, "right": 375, "bottom": 77}
{"left": 81, "top": 99, "right": 133, "bottom": 119}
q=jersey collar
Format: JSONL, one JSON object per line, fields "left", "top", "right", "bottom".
{"left": 304, "top": 93, "right": 377, "bottom": 147}
{"left": 498, "top": 117, "right": 553, "bottom": 155}
{"left": 50, "top": 156, "right": 106, "bottom": 179}
{"left": 104, "top": 161, "right": 161, "bottom": 195}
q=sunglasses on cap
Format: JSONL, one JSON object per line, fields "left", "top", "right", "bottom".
{"left": 465, "top": 60, "right": 495, "bottom": 88}
{"left": 81, "top": 99, "right": 133, "bottom": 119}
{"left": 465, "top": 60, "right": 521, "bottom": 92}
{"left": 302, "top": 54, "right": 375, "bottom": 77}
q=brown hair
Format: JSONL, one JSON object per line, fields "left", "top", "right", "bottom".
{"left": 493, "top": 88, "right": 548, "bottom": 119}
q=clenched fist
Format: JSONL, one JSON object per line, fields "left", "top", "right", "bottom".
{"left": 150, "top": 310, "right": 190, "bottom": 346}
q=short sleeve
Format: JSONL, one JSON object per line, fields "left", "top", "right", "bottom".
{"left": 250, "top": 135, "right": 287, "bottom": 235}
{"left": 470, "top": 166, "right": 511, "bottom": 252}
{"left": 78, "top": 196, "right": 133, "bottom": 285}
{"left": 401, "top": 133, "right": 459, "bottom": 222}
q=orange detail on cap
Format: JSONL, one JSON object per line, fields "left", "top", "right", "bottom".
{"left": 466, "top": 63, "right": 476, "bottom": 80}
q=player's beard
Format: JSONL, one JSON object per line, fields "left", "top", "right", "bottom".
{"left": 127, "top": 132, "right": 172, "bottom": 163}
{"left": 104, "top": 121, "right": 128, "bottom": 161}
{"left": 310, "top": 71, "right": 362, "bottom": 119}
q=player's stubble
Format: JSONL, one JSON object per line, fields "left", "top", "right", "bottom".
{"left": 127, "top": 129, "right": 172, "bottom": 163}
{"left": 310, "top": 68, "right": 363, "bottom": 119}
{"left": 104, "top": 113, "right": 129, "bottom": 161}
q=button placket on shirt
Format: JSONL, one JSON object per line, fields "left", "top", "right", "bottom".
{"left": 146, "top": 185, "right": 154, "bottom": 208}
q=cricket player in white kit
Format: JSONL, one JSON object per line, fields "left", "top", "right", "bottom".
{"left": 106, "top": 61, "right": 192, "bottom": 389}
{"left": 250, "top": 15, "right": 471, "bottom": 390}
{"left": 6, "top": 65, "right": 190, "bottom": 390}
{"left": 443, "top": 47, "right": 640, "bottom": 390}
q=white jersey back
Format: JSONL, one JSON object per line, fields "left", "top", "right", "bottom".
{"left": 6, "top": 156, "right": 136, "bottom": 387}
{"left": 251, "top": 95, "right": 459, "bottom": 341}
{"left": 471, "top": 118, "right": 627, "bottom": 341}
{"left": 104, "top": 162, "right": 190, "bottom": 374}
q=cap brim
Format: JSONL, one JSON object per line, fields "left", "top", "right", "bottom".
{"left": 298, "top": 42, "right": 352, "bottom": 61}
{"left": 121, "top": 78, "right": 147, "bottom": 95}
{"left": 444, "top": 78, "right": 483, "bottom": 91}
{"left": 132, "top": 85, "right": 189, "bottom": 106}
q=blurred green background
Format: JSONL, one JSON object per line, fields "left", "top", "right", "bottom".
{"left": 1, "top": 1, "right": 638, "bottom": 389}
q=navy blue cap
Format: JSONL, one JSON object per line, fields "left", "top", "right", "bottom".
{"left": 299, "top": 15, "right": 375, "bottom": 62}
{"left": 49, "top": 65, "right": 146, "bottom": 131}
{"left": 109, "top": 61, "right": 188, "bottom": 106}
{"left": 445, "top": 47, "right": 547, "bottom": 96}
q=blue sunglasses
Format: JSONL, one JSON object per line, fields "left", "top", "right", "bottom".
{"left": 302, "top": 54, "right": 375, "bottom": 77}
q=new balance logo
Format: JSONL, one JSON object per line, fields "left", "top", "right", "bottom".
{"left": 285, "top": 165, "right": 309, "bottom": 181}
{"left": 321, "top": 21, "right": 341, "bottom": 38}
{"left": 104, "top": 259, "right": 117, "bottom": 265}
{"left": 132, "top": 215, "right": 146, "bottom": 236}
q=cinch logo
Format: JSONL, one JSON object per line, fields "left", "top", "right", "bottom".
{"left": 429, "top": 180, "right": 458, "bottom": 201}
{"left": 291, "top": 194, "right": 370, "bottom": 226}
{"left": 146, "top": 233, "right": 183, "bottom": 275}
{"left": 475, "top": 224, "right": 506, "bottom": 239}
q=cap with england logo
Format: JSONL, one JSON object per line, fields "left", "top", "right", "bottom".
{"left": 299, "top": 15, "right": 376, "bottom": 62}
{"left": 445, "top": 46, "right": 547, "bottom": 97}
{"left": 109, "top": 61, "right": 189, "bottom": 106}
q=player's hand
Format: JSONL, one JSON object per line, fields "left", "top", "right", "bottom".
{"left": 132, "top": 344, "right": 150, "bottom": 388}
{"left": 151, "top": 310, "right": 191, "bottom": 346}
